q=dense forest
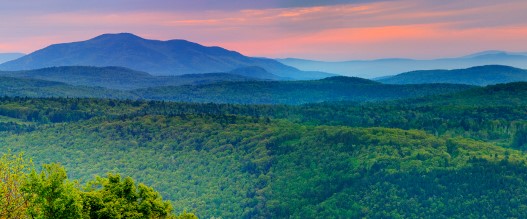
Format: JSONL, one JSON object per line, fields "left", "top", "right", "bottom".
{"left": 0, "top": 82, "right": 527, "bottom": 218}
{"left": 133, "top": 77, "right": 473, "bottom": 104}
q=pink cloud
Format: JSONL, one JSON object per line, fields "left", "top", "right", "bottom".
{"left": 0, "top": 0, "right": 526, "bottom": 60}
{"left": 214, "top": 23, "right": 527, "bottom": 60}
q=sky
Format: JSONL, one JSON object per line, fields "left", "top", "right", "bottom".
{"left": 0, "top": 0, "right": 527, "bottom": 60}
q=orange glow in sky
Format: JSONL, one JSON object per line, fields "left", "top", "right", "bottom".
{"left": 1, "top": 0, "right": 527, "bottom": 60}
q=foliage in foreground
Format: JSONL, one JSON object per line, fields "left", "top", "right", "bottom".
{"left": 0, "top": 153, "right": 197, "bottom": 219}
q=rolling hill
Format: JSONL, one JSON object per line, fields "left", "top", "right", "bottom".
{"left": 278, "top": 50, "right": 527, "bottom": 78}
{"left": 402, "top": 81, "right": 527, "bottom": 107}
{"left": 0, "top": 33, "right": 334, "bottom": 80}
{"left": 0, "top": 76, "right": 134, "bottom": 98}
{"left": 134, "top": 76, "right": 474, "bottom": 104}
{"left": 0, "top": 66, "right": 261, "bottom": 90}
{"left": 244, "top": 82, "right": 527, "bottom": 148}
{"left": 0, "top": 74, "right": 473, "bottom": 104}
{"left": 378, "top": 65, "right": 527, "bottom": 85}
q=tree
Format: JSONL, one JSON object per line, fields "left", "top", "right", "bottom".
{"left": 0, "top": 152, "right": 32, "bottom": 219}
{"left": 82, "top": 173, "right": 175, "bottom": 218}
{"left": 22, "top": 163, "right": 83, "bottom": 219}
{"left": 512, "top": 125, "right": 527, "bottom": 150}
{"left": 1, "top": 150, "right": 195, "bottom": 218}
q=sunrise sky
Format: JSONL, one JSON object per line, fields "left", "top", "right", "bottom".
{"left": 1, "top": 0, "right": 526, "bottom": 60}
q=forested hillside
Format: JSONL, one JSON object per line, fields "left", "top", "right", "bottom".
{"left": 0, "top": 75, "right": 473, "bottom": 104}
{"left": 0, "top": 82, "right": 527, "bottom": 218}
{"left": 0, "top": 66, "right": 258, "bottom": 89}
{"left": 379, "top": 65, "right": 527, "bottom": 85}
{"left": 134, "top": 77, "right": 473, "bottom": 104}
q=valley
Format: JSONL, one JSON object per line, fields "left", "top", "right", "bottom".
{"left": 1, "top": 81, "right": 527, "bottom": 217}
{"left": 1, "top": 26, "right": 527, "bottom": 218}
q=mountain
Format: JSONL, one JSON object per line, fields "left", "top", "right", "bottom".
{"left": 378, "top": 65, "right": 527, "bottom": 86}
{"left": 0, "top": 76, "right": 134, "bottom": 98}
{"left": 134, "top": 76, "right": 473, "bottom": 104}
{"left": 0, "top": 53, "right": 25, "bottom": 64}
{"left": 0, "top": 66, "right": 259, "bottom": 90}
{"left": 277, "top": 51, "right": 527, "bottom": 78}
{"left": 0, "top": 33, "right": 334, "bottom": 80}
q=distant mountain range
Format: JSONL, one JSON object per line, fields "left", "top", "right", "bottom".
{"left": 278, "top": 50, "right": 527, "bottom": 78}
{"left": 0, "top": 33, "right": 334, "bottom": 80}
{"left": 0, "top": 66, "right": 272, "bottom": 90}
{"left": 0, "top": 53, "right": 25, "bottom": 64}
{"left": 378, "top": 65, "right": 527, "bottom": 86}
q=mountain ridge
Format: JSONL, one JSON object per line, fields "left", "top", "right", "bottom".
{"left": 0, "top": 73, "right": 473, "bottom": 104}
{"left": 277, "top": 51, "right": 527, "bottom": 78}
{"left": 0, "top": 66, "right": 264, "bottom": 90}
{"left": 0, "top": 33, "right": 334, "bottom": 80}
{"left": 134, "top": 76, "right": 473, "bottom": 104}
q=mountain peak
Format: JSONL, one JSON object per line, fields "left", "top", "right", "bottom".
{"left": 92, "top": 33, "right": 144, "bottom": 41}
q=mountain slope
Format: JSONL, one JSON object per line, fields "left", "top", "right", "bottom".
{"left": 378, "top": 65, "right": 527, "bottom": 85}
{"left": 0, "top": 33, "right": 334, "bottom": 80}
{"left": 229, "top": 66, "right": 284, "bottom": 80}
{"left": 133, "top": 76, "right": 474, "bottom": 104}
{"left": 0, "top": 66, "right": 258, "bottom": 90}
{"left": 278, "top": 51, "right": 527, "bottom": 78}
